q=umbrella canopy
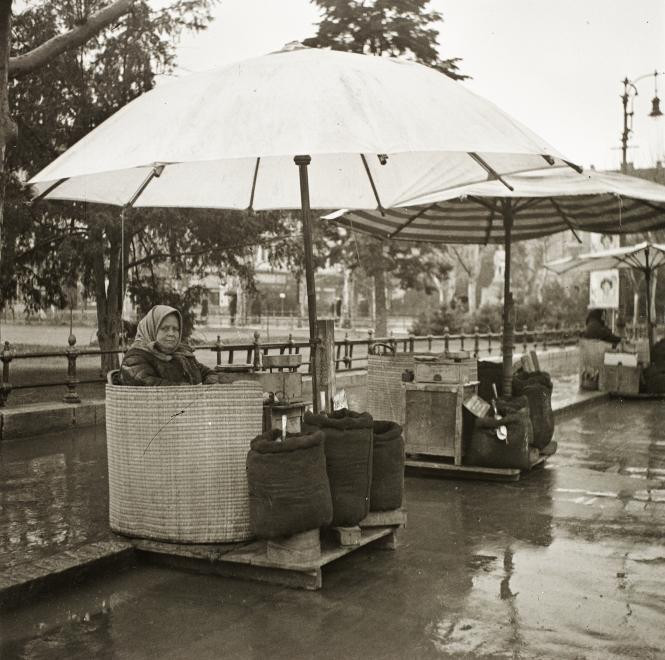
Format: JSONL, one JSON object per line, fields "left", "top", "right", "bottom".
{"left": 27, "top": 44, "right": 581, "bottom": 411}
{"left": 546, "top": 241, "right": 665, "bottom": 275}
{"left": 326, "top": 170, "right": 665, "bottom": 394}
{"left": 28, "top": 45, "right": 576, "bottom": 209}
{"left": 326, "top": 169, "right": 665, "bottom": 243}
{"left": 547, "top": 242, "right": 665, "bottom": 357}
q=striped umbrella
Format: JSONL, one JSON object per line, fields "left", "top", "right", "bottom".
{"left": 327, "top": 169, "right": 665, "bottom": 244}
{"left": 547, "top": 242, "right": 665, "bottom": 357}
{"left": 327, "top": 169, "right": 665, "bottom": 394}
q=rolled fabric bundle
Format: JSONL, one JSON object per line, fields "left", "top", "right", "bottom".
{"left": 512, "top": 371, "right": 555, "bottom": 449}
{"left": 303, "top": 409, "right": 373, "bottom": 527}
{"left": 371, "top": 420, "right": 405, "bottom": 512}
{"left": 246, "top": 429, "right": 332, "bottom": 539}
{"left": 465, "top": 405, "right": 537, "bottom": 470}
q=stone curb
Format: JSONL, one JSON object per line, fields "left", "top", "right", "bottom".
{"left": 0, "top": 539, "right": 134, "bottom": 612}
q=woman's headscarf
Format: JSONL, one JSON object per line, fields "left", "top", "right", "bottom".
{"left": 131, "top": 305, "right": 193, "bottom": 361}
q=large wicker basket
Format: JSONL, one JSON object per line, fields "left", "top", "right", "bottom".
{"left": 367, "top": 351, "right": 429, "bottom": 425}
{"left": 106, "top": 381, "right": 263, "bottom": 543}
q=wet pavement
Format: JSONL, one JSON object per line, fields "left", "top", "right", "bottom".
{"left": 2, "top": 394, "right": 665, "bottom": 658}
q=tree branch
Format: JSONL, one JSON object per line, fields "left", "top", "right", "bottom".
{"left": 9, "top": 0, "right": 136, "bottom": 78}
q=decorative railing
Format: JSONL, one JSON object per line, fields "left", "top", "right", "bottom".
{"left": 0, "top": 325, "right": 583, "bottom": 407}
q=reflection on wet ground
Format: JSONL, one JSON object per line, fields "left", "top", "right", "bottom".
{"left": 2, "top": 399, "right": 665, "bottom": 659}
{"left": 0, "top": 427, "right": 110, "bottom": 570}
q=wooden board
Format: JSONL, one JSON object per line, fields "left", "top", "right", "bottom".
{"left": 405, "top": 454, "right": 547, "bottom": 482}
{"left": 132, "top": 526, "right": 398, "bottom": 591}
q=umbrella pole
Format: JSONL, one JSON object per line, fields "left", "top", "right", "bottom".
{"left": 644, "top": 249, "right": 654, "bottom": 361}
{"left": 502, "top": 201, "right": 514, "bottom": 397}
{"left": 295, "top": 155, "right": 320, "bottom": 413}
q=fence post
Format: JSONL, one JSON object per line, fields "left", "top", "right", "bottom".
{"left": 253, "top": 331, "right": 262, "bottom": 371}
{"left": 215, "top": 335, "right": 223, "bottom": 366}
{"left": 316, "top": 319, "right": 336, "bottom": 414}
{"left": 443, "top": 327, "right": 449, "bottom": 353}
{"left": 542, "top": 325, "right": 548, "bottom": 351}
{"left": 428, "top": 333, "right": 433, "bottom": 352}
{"left": 64, "top": 333, "right": 81, "bottom": 404}
{"left": 367, "top": 329, "right": 375, "bottom": 356}
{"left": 389, "top": 331, "right": 396, "bottom": 354}
{"left": 474, "top": 326, "right": 480, "bottom": 358}
{"left": 0, "top": 341, "right": 12, "bottom": 406}
{"left": 409, "top": 334, "right": 415, "bottom": 353}
{"left": 523, "top": 324, "right": 528, "bottom": 355}
{"left": 343, "top": 332, "right": 350, "bottom": 368}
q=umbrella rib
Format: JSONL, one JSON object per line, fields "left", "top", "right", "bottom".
{"left": 468, "top": 153, "right": 514, "bottom": 191}
{"left": 360, "top": 154, "right": 386, "bottom": 216}
{"left": 563, "top": 160, "right": 584, "bottom": 174}
{"left": 32, "top": 177, "right": 69, "bottom": 203}
{"left": 513, "top": 197, "right": 545, "bottom": 213}
{"left": 484, "top": 206, "right": 496, "bottom": 245}
{"left": 548, "top": 197, "right": 583, "bottom": 244}
{"left": 389, "top": 202, "right": 438, "bottom": 239}
{"left": 127, "top": 164, "right": 165, "bottom": 208}
{"left": 248, "top": 157, "right": 260, "bottom": 211}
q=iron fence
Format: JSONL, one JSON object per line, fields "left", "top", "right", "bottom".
{"left": 0, "top": 324, "right": 585, "bottom": 406}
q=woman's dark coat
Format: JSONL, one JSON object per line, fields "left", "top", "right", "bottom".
{"left": 120, "top": 347, "right": 216, "bottom": 386}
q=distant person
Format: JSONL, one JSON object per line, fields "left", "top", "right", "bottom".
{"left": 600, "top": 234, "right": 615, "bottom": 250}
{"left": 120, "top": 305, "right": 218, "bottom": 386}
{"left": 582, "top": 308, "right": 621, "bottom": 346}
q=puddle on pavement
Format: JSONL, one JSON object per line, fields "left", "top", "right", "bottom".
{"left": 2, "top": 400, "right": 665, "bottom": 658}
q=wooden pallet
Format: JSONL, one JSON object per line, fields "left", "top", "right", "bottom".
{"left": 405, "top": 454, "right": 547, "bottom": 482}
{"left": 608, "top": 391, "right": 665, "bottom": 400}
{"left": 131, "top": 517, "right": 404, "bottom": 591}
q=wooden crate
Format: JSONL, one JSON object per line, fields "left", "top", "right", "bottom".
{"left": 403, "top": 382, "right": 478, "bottom": 464}
{"left": 414, "top": 357, "right": 478, "bottom": 384}
{"left": 600, "top": 363, "right": 641, "bottom": 395}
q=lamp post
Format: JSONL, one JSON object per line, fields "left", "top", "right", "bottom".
{"left": 279, "top": 291, "right": 286, "bottom": 317}
{"left": 620, "top": 70, "right": 664, "bottom": 173}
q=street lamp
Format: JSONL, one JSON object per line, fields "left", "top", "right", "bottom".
{"left": 620, "top": 70, "right": 664, "bottom": 172}
{"left": 279, "top": 291, "right": 286, "bottom": 316}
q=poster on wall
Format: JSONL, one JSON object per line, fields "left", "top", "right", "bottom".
{"left": 589, "top": 233, "right": 620, "bottom": 253}
{"left": 589, "top": 269, "right": 619, "bottom": 309}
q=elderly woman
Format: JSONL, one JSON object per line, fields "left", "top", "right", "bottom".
{"left": 120, "top": 305, "right": 218, "bottom": 386}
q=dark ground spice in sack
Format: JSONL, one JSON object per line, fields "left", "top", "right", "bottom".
{"left": 246, "top": 429, "right": 332, "bottom": 539}
{"left": 371, "top": 420, "right": 405, "bottom": 512}
{"left": 303, "top": 409, "right": 373, "bottom": 527}
{"left": 465, "top": 400, "right": 537, "bottom": 470}
{"left": 512, "top": 371, "right": 555, "bottom": 449}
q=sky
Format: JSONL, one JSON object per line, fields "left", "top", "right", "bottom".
{"left": 162, "top": 0, "right": 665, "bottom": 172}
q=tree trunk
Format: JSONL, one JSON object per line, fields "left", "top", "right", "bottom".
{"left": 0, "top": 4, "right": 18, "bottom": 313}
{"left": 374, "top": 267, "right": 388, "bottom": 337}
{"left": 467, "top": 245, "right": 481, "bottom": 312}
{"left": 296, "top": 271, "right": 306, "bottom": 327}
{"left": 341, "top": 266, "right": 353, "bottom": 328}
{"left": 92, "top": 228, "right": 122, "bottom": 373}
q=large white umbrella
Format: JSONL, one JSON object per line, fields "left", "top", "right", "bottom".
{"left": 547, "top": 242, "right": 665, "bottom": 357}
{"left": 27, "top": 44, "right": 580, "bottom": 410}
{"left": 327, "top": 169, "right": 665, "bottom": 394}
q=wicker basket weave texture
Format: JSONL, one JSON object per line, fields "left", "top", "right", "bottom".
{"left": 106, "top": 381, "right": 263, "bottom": 543}
{"left": 367, "top": 353, "right": 425, "bottom": 426}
